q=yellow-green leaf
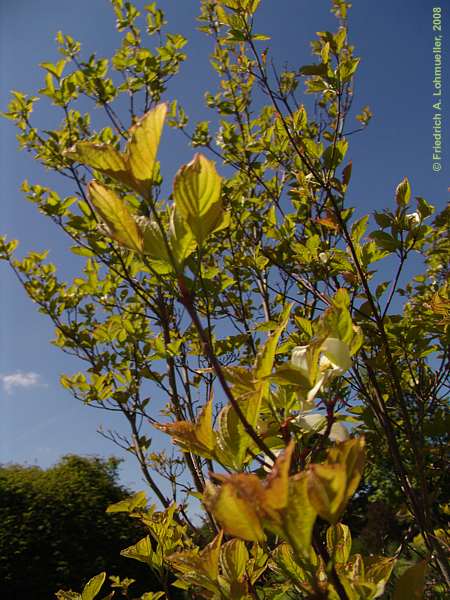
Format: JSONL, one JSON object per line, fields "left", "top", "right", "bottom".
{"left": 203, "top": 477, "right": 265, "bottom": 543}
{"left": 156, "top": 398, "right": 215, "bottom": 459}
{"left": 254, "top": 304, "right": 292, "bottom": 380}
{"left": 307, "top": 463, "right": 347, "bottom": 524}
{"left": 106, "top": 490, "right": 147, "bottom": 513}
{"left": 65, "top": 104, "right": 167, "bottom": 196}
{"left": 126, "top": 103, "right": 168, "bottom": 195}
{"left": 271, "top": 542, "right": 310, "bottom": 587}
{"left": 81, "top": 572, "right": 106, "bottom": 600}
{"left": 88, "top": 181, "right": 143, "bottom": 253}
{"left": 284, "top": 472, "right": 317, "bottom": 556}
{"left": 134, "top": 215, "right": 172, "bottom": 273}
{"left": 326, "top": 523, "right": 351, "bottom": 564}
{"left": 395, "top": 176, "right": 411, "bottom": 207}
{"left": 200, "top": 530, "right": 223, "bottom": 581}
{"left": 66, "top": 143, "right": 131, "bottom": 186}
{"left": 264, "top": 442, "right": 294, "bottom": 512}
{"left": 121, "top": 536, "right": 153, "bottom": 565}
{"left": 328, "top": 437, "right": 365, "bottom": 500}
{"left": 169, "top": 206, "right": 197, "bottom": 264}
{"left": 220, "top": 539, "right": 249, "bottom": 582}
{"left": 173, "top": 153, "right": 223, "bottom": 244}
{"left": 308, "top": 438, "right": 365, "bottom": 524}
{"left": 215, "top": 387, "right": 264, "bottom": 469}
{"left": 169, "top": 531, "right": 223, "bottom": 583}
{"left": 365, "top": 555, "right": 396, "bottom": 597}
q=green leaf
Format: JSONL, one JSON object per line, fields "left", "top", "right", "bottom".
{"left": 351, "top": 216, "right": 369, "bottom": 243}
{"left": 203, "top": 478, "right": 266, "bottom": 543}
{"left": 395, "top": 177, "right": 411, "bottom": 207}
{"left": 264, "top": 442, "right": 294, "bottom": 512}
{"left": 328, "top": 437, "right": 366, "bottom": 501}
{"left": 169, "top": 531, "right": 223, "bottom": 585}
{"left": 369, "top": 230, "right": 399, "bottom": 251}
{"left": 342, "top": 161, "right": 352, "bottom": 186}
{"left": 40, "top": 59, "right": 66, "bottom": 78}
{"left": 393, "top": 561, "right": 428, "bottom": 600}
{"left": 70, "top": 246, "right": 95, "bottom": 257}
{"left": 121, "top": 536, "right": 154, "bottom": 566}
{"left": 140, "top": 594, "right": 165, "bottom": 600}
{"left": 338, "top": 57, "right": 360, "bottom": 81}
{"left": 106, "top": 490, "right": 147, "bottom": 513}
{"left": 88, "top": 181, "right": 144, "bottom": 253}
{"left": 215, "top": 387, "right": 264, "bottom": 469}
{"left": 220, "top": 539, "right": 249, "bottom": 582}
{"left": 66, "top": 143, "right": 131, "bottom": 186}
{"left": 156, "top": 398, "right": 216, "bottom": 459}
{"left": 323, "top": 139, "right": 348, "bottom": 170}
{"left": 254, "top": 304, "right": 292, "bottom": 380}
{"left": 365, "top": 556, "right": 396, "bottom": 597}
{"left": 416, "top": 196, "right": 434, "bottom": 220}
{"left": 373, "top": 212, "right": 391, "bottom": 228}
{"left": 321, "top": 42, "right": 330, "bottom": 63}
{"left": 125, "top": 103, "right": 167, "bottom": 195}
{"left": 283, "top": 472, "right": 317, "bottom": 556}
{"left": 81, "top": 572, "right": 106, "bottom": 600}
{"left": 299, "top": 64, "right": 328, "bottom": 76}
{"left": 307, "top": 438, "right": 365, "bottom": 524}
{"left": 271, "top": 542, "right": 309, "bottom": 588}
{"left": 269, "top": 364, "right": 312, "bottom": 388}
{"left": 65, "top": 104, "right": 167, "bottom": 197}
{"left": 326, "top": 523, "right": 351, "bottom": 564}
{"left": 173, "top": 153, "right": 223, "bottom": 244}
{"left": 169, "top": 206, "right": 197, "bottom": 265}
{"left": 134, "top": 216, "right": 172, "bottom": 273}
{"left": 307, "top": 463, "right": 347, "bottom": 525}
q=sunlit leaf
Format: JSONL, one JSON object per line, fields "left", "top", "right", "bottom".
{"left": 81, "top": 572, "right": 106, "bottom": 600}
{"left": 126, "top": 103, "right": 168, "bottom": 195}
{"left": 65, "top": 104, "right": 167, "bottom": 196}
{"left": 156, "top": 398, "right": 215, "bottom": 459}
{"left": 88, "top": 181, "right": 143, "bottom": 253}
{"left": 169, "top": 206, "right": 197, "bottom": 264}
{"left": 220, "top": 538, "right": 249, "bottom": 582}
{"left": 168, "top": 531, "right": 223, "bottom": 583}
{"left": 106, "top": 490, "right": 147, "bottom": 513}
{"left": 134, "top": 215, "right": 172, "bottom": 273}
{"left": 203, "top": 477, "right": 265, "bottom": 542}
{"left": 254, "top": 304, "right": 292, "bottom": 380}
{"left": 365, "top": 555, "right": 396, "bottom": 597}
{"left": 308, "top": 438, "right": 365, "bottom": 524}
{"left": 283, "top": 472, "right": 317, "bottom": 556}
{"left": 395, "top": 176, "right": 411, "bottom": 207}
{"left": 215, "top": 386, "right": 263, "bottom": 469}
{"left": 326, "top": 523, "right": 351, "bottom": 564}
{"left": 65, "top": 143, "right": 132, "bottom": 187}
{"left": 173, "top": 153, "right": 224, "bottom": 244}
{"left": 121, "top": 536, "right": 153, "bottom": 566}
{"left": 307, "top": 463, "right": 347, "bottom": 524}
{"left": 328, "top": 437, "right": 366, "bottom": 500}
{"left": 264, "top": 442, "right": 294, "bottom": 513}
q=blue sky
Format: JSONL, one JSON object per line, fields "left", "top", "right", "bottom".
{"left": 0, "top": 0, "right": 448, "bottom": 494}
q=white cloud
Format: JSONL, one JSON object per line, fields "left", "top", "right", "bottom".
{"left": 0, "top": 371, "right": 46, "bottom": 395}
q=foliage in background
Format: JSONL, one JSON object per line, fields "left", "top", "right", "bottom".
{"left": 0, "top": 455, "right": 164, "bottom": 599}
{"left": 1, "top": 0, "right": 449, "bottom": 598}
